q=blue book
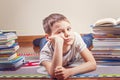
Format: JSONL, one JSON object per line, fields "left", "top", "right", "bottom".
{"left": 0, "top": 43, "right": 18, "bottom": 50}
{"left": 97, "top": 58, "right": 120, "bottom": 62}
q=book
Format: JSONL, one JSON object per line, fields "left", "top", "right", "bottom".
{"left": 0, "top": 56, "right": 25, "bottom": 70}
{"left": 92, "top": 18, "right": 120, "bottom": 27}
{"left": 0, "top": 53, "right": 18, "bottom": 61}
{"left": 0, "top": 43, "right": 19, "bottom": 50}
{"left": 96, "top": 60, "right": 120, "bottom": 66}
{"left": 0, "top": 44, "right": 19, "bottom": 54}
{"left": 93, "top": 33, "right": 120, "bottom": 38}
{"left": 0, "top": 53, "right": 16, "bottom": 57}
{"left": 0, "top": 40, "right": 15, "bottom": 48}
{"left": 0, "top": 48, "right": 19, "bottom": 54}
{"left": 0, "top": 32, "right": 17, "bottom": 42}
{"left": 1, "top": 31, "right": 16, "bottom": 34}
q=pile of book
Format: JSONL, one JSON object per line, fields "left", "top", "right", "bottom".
{"left": 91, "top": 18, "right": 120, "bottom": 66}
{"left": 0, "top": 32, "right": 25, "bottom": 70}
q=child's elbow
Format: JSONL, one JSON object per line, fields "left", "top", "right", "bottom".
{"left": 91, "top": 61, "right": 97, "bottom": 71}
{"left": 49, "top": 71, "right": 56, "bottom": 79}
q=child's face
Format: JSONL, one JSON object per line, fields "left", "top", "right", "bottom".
{"left": 50, "top": 20, "right": 75, "bottom": 46}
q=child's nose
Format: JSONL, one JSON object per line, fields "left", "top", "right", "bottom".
{"left": 64, "top": 31, "right": 69, "bottom": 37}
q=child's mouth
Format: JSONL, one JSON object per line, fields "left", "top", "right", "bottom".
{"left": 65, "top": 38, "right": 71, "bottom": 42}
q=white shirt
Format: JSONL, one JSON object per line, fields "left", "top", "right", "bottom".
{"left": 39, "top": 32, "right": 87, "bottom": 66}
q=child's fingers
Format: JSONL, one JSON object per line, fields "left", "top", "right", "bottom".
{"left": 58, "top": 33, "right": 66, "bottom": 39}
{"left": 55, "top": 68, "right": 62, "bottom": 73}
{"left": 55, "top": 71, "right": 63, "bottom": 76}
{"left": 55, "top": 66, "right": 62, "bottom": 71}
{"left": 55, "top": 66, "right": 64, "bottom": 75}
{"left": 55, "top": 70, "right": 63, "bottom": 76}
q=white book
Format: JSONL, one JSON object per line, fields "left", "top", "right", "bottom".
{"left": 92, "top": 18, "right": 120, "bottom": 27}
{"left": 0, "top": 32, "right": 17, "bottom": 41}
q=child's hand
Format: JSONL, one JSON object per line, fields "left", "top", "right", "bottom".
{"left": 54, "top": 66, "right": 70, "bottom": 80}
{"left": 48, "top": 33, "right": 65, "bottom": 46}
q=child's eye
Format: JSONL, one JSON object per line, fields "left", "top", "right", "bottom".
{"left": 57, "top": 31, "right": 62, "bottom": 34}
{"left": 67, "top": 28, "right": 71, "bottom": 31}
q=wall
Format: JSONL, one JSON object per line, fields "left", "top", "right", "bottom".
{"left": 0, "top": 0, "right": 120, "bottom": 36}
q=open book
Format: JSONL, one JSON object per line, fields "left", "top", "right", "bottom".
{"left": 92, "top": 18, "right": 120, "bottom": 27}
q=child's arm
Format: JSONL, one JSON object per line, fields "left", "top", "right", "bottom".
{"left": 41, "top": 36, "right": 64, "bottom": 78}
{"left": 68, "top": 48, "right": 96, "bottom": 76}
{"left": 54, "top": 48, "right": 96, "bottom": 79}
{"left": 50, "top": 36, "right": 64, "bottom": 76}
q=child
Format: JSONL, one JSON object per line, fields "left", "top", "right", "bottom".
{"left": 40, "top": 13, "right": 96, "bottom": 79}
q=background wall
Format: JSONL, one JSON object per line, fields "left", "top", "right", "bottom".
{"left": 0, "top": 0, "right": 120, "bottom": 36}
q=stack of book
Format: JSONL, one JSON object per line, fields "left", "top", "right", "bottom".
{"left": 91, "top": 18, "right": 120, "bottom": 66}
{"left": 0, "top": 32, "right": 25, "bottom": 70}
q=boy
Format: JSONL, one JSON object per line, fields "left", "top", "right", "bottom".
{"left": 40, "top": 13, "right": 96, "bottom": 79}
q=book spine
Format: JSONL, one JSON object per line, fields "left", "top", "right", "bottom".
{"left": 0, "top": 53, "right": 17, "bottom": 61}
